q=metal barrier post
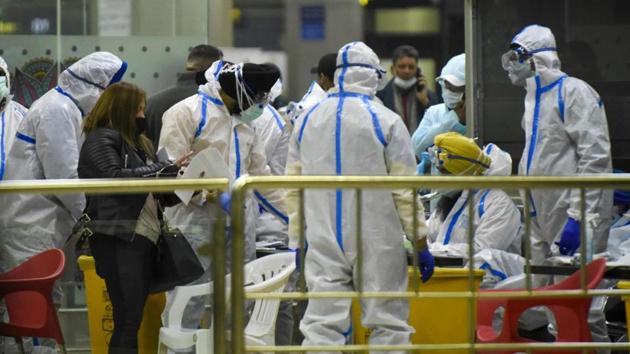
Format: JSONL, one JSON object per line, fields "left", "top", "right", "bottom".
{"left": 230, "top": 181, "right": 247, "bottom": 354}
{"left": 466, "top": 189, "right": 476, "bottom": 354}
{"left": 212, "top": 197, "right": 227, "bottom": 354}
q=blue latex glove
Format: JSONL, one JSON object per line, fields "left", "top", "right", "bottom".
{"left": 555, "top": 217, "right": 580, "bottom": 256}
{"left": 219, "top": 192, "right": 231, "bottom": 215}
{"left": 417, "top": 152, "right": 431, "bottom": 175}
{"left": 614, "top": 190, "right": 630, "bottom": 206}
{"left": 417, "top": 248, "right": 435, "bottom": 283}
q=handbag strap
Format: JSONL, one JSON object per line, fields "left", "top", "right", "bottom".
{"left": 155, "top": 198, "right": 172, "bottom": 231}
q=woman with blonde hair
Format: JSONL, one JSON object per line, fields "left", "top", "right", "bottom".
{"left": 78, "top": 81, "right": 191, "bottom": 353}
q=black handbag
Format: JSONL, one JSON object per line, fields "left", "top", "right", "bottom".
{"left": 150, "top": 204, "right": 204, "bottom": 294}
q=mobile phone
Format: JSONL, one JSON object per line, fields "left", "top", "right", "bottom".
{"left": 415, "top": 68, "right": 425, "bottom": 91}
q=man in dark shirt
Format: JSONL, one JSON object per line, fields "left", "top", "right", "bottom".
{"left": 145, "top": 44, "right": 223, "bottom": 149}
{"left": 376, "top": 45, "right": 439, "bottom": 133}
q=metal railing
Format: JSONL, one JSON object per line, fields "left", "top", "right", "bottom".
{"left": 3, "top": 175, "right": 630, "bottom": 353}
{"left": 229, "top": 175, "right": 630, "bottom": 354}
{"left": 0, "top": 178, "right": 229, "bottom": 354}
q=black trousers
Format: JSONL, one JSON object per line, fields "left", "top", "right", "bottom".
{"left": 90, "top": 233, "right": 156, "bottom": 354}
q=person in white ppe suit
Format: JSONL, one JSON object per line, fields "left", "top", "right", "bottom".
{"left": 425, "top": 132, "right": 523, "bottom": 288}
{"left": 502, "top": 24, "right": 613, "bottom": 263}
{"left": 0, "top": 56, "right": 28, "bottom": 180}
{"left": 503, "top": 25, "right": 613, "bottom": 351}
{"left": 285, "top": 53, "right": 336, "bottom": 125}
{"left": 412, "top": 53, "right": 467, "bottom": 172}
{"left": 0, "top": 51, "right": 126, "bottom": 354}
{"left": 286, "top": 41, "right": 434, "bottom": 349}
{"left": 0, "top": 52, "right": 127, "bottom": 271}
{"left": 159, "top": 61, "right": 288, "bottom": 331}
{"left": 253, "top": 81, "right": 290, "bottom": 245}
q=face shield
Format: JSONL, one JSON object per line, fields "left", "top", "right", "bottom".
{"left": 233, "top": 64, "right": 270, "bottom": 123}
{"left": 501, "top": 46, "right": 535, "bottom": 86}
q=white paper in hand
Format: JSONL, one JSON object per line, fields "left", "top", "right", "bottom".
{"left": 175, "top": 147, "right": 229, "bottom": 205}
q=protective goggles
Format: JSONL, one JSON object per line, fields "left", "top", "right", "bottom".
{"left": 501, "top": 46, "right": 531, "bottom": 68}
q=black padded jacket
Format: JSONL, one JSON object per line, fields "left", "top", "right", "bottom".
{"left": 78, "top": 127, "right": 180, "bottom": 241}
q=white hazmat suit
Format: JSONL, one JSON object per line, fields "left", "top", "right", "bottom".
{"left": 0, "top": 56, "right": 28, "bottom": 181}
{"left": 286, "top": 80, "right": 328, "bottom": 125}
{"left": 159, "top": 62, "right": 287, "bottom": 329}
{"left": 286, "top": 41, "right": 427, "bottom": 351}
{"left": 253, "top": 104, "right": 290, "bottom": 244}
{"left": 0, "top": 52, "right": 126, "bottom": 273}
{"left": 507, "top": 25, "right": 613, "bottom": 264}
{"left": 506, "top": 25, "right": 613, "bottom": 351}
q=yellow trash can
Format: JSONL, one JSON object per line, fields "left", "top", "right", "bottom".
{"left": 352, "top": 267, "right": 484, "bottom": 354}
{"left": 78, "top": 256, "right": 165, "bottom": 354}
{"left": 617, "top": 281, "right": 630, "bottom": 342}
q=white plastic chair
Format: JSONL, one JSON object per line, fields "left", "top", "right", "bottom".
{"left": 157, "top": 252, "right": 296, "bottom": 354}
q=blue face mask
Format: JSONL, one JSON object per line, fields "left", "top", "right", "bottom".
{"left": 239, "top": 103, "right": 264, "bottom": 123}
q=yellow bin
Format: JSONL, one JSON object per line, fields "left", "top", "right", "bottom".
{"left": 352, "top": 267, "right": 484, "bottom": 353}
{"left": 78, "top": 256, "right": 165, "bottom": 354}
{"left": 617, "top": 281, "right": 630, "bottom": 341}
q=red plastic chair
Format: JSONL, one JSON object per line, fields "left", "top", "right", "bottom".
{"left": 0, "top": 248, "right": 66, "bottom": 354}
{"left": 476, "top": 258, "right": 606, "bottom": 354}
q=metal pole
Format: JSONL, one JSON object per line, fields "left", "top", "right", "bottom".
{"left": 230, "top": 183, "right": 246, "bottom": 354}
{"left": 464, "top": 0, "right": 476, "bottom": 138}
{"left": 212, "top": 197, "right": 226, "bottom": 354}
{"left": 579, "top": 188, "right": 587, "bottom": 291}
{"left": 411, "top": 188, "right": 419, "bottom": 293}
{"left": 356, "top": 189, "right": 363, "bottom": 294}
{"left": 57, "top": 0, "right": 62, "bottom": 77}
{"left": 524, "top": 190, "right": 532, "bottom": 292}
{"left": 466, "top": 190, "right": 475, "bottom": 354}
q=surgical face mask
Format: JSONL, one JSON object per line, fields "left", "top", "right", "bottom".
{"left": 0, "top": 76, "right": 10, "bottom": 112}
{"left": 442, "top": 88, "right": 464, "bottom": 109}
{"left": 135, "top": 117, "right": 147, "bottom": 135}
{"left": 394, "top": 76, "right": 417, "bottom": 90}
{"left": 238, "top": 103, "right": 265, "bottom": 123}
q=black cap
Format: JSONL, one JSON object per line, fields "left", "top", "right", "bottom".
{"left": 218, "top": 63, "right": 281, "bottom": 101}
{"left": 310, "top": 53, "right": 337, "bottom": 80}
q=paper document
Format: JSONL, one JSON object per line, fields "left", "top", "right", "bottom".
{"left": 175, "top": 147, "right": 230, "bottom": 205}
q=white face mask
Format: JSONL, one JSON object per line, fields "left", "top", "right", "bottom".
{"left": 238, "top": 103, "right": 265, "bottom": 124}
{"left": 394, "top": 76, "right": 417, "bottom": 90}
{"left": 442, "top": 88, "right": 464, "bottom": 109}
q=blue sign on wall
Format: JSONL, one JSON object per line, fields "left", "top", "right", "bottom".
{"left": 301, "top": 6, "right": 325, "bottom": 41}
